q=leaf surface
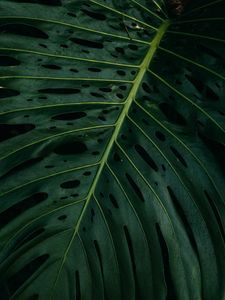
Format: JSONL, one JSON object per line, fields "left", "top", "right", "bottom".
{"left": 0, "top": 1, "right": 225, "bottom": 299}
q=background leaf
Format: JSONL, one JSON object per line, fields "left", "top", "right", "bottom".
{"left": 0, "top": 0, "right": 225, "bottom": 299}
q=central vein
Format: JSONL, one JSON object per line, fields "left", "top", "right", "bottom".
{"left": 52, "top": 19, "right": 170, "bottom": 292}
{"left": 85, "top": 19, "right": 171, "bottom": 200}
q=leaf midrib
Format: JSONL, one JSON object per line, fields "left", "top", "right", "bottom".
{"left": 50, "top": 19, "right": 171, "bottom": 295}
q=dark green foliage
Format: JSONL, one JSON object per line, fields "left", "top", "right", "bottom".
{"left": 0, "top": 0, "right": 225, "bottom": 299}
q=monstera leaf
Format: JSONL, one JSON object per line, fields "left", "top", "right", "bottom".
{"left": 0, "top": 0, "right": 225, "bottom": 299}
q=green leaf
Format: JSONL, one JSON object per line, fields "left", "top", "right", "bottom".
{"left": 0, "top": 0, "right": 225, "bottom": 299}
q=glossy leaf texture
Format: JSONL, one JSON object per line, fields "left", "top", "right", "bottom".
{"left": 0, "top": 0, "right": 225, "bottom": 299}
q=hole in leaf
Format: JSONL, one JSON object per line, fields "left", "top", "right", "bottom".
{"left": 128, "top": 44, "right": 138, "bottom": 51}
{"left": 83, "top": 171, "right": 91, "bottom": 176}
{"left": 91, "top": 208, "right": 95, "bottom": 217}
{"left": 42, "top": 64, "right": 61, "bottom": 70}
{"left": 71, "top": 193, "right": 79, "bottom": 198}
{"left": 170, "top": 146, "right": 187, "bottom": 167}
{"left": 198, "top": 133, "right": 225, "bottom": 175}
{"left": 99, "top": 87, "right": 111, "bottom": 93}
{"left": 98, "top": 116, "right": 106, "bottom": 121}
{"left": 206, "top": 86, "right": 219, "bottom": 101}
{"left": 92, "top": 151, "right": 100, "bottom": 155}
{"left": 116, "top": 93, "right": 124, "bottom": 99}
{"left": 113, "top": 152, "right": 121, "bottom": 162}
{"left": 0, "top": 123, "right": 35, "bottom": 142}
{"left": 197, "top": 44, "right": 220, "bottom": 59}
{"left": 60, "top": 180, "right": 80, "bottom": 189}
{"left": 45, "top": 165, "right": 54, "bottom": 169}
{"left": 58, "top": 215, "right": 67, "bottom": 221}
{"left": 185, "top": 74, "right": 204, "bottom": 93}
{"left": 142, "top": 118, "right": 150, "bottom": 126}
{"left": 52, "top": 112, "right": 86, "bottom": 120}
{"left": 159, "top": 103, "right": 186, "bottom": 126}
{"left": 82, "top": 9, "right": 106, "bottom": 21}
{"left": 142, "top": 82, "right": 152, "bottom": 94}
{"left": 54, "top": 141, "right": 87, "bottom": 155}
{"left": 119, "top": 85, "right": 127, "bottom": 90}
{"left": 109, "top": 193, "right": 119, "bottom": 208}
{"left": 39, "top": 88, "right": 80, "bottom": 94}
{"left": 0, "top": 24, "right": 48, "bottom": 38}
{"left": 39, "top": 43, "right": 47, "bottom": 48}
{"left": 14, "top": 228, "right": 45, "bottom": 250}
{"left": 115, "top": 47, "right": 125, "bottom": 55}
{"left": 124, "top": 225, "right": 139, "bottom": 297}
{"left": 1, "top": 157, "right": 43, "bottom": 179}
{"left": 7, "top": 254, "right": 49, "bottom": 296}
{"left": 70, "top": 37, "right": 103, "bottom": 49}
{"left": 204, "top": 190, "right": 225, "bottom": 243}
{"left": 155, "top": 131, "right": 166, "bottom": 141}
{"left": 156, "top": 223, "right": 177, "bottom": 300}
{"left": 67, "top": 12, "right": 76, "bottom": 17}
{"left": 94, "top": 240, "right": 104, "bottom": 277}
{"left": 0, "top": 88, "right": 20, "bottom": 99}
{"left": 70, "top": 68, "right": 79, "bottom": 73}
{"left": 0, "top": 56, "right": 20, "bottom": 66}
{"left": 126, "top": 173, "right": 145, "bottom": 202}
{"left": 75, "top": 271, "right": 81, "bottom": 300}
{"left": 91, "top": 92, "right": 104, "bottom": 98}
{"left": 117, "top": 70, "right": 126, "bottom": 76}
{"left": 82, "top": 49, "right": 90, "bottom": 54}
{"left": 0, "top": 193, "right": 48, "bottom": 228}
{"left": 135, "top": 144, "right": 158, "bottom": 172}
{"left": 88, "top": 67, "right": 101, "bottom": 72}
{"left": 167, "top": 186, "right": 199, "bottom": 258}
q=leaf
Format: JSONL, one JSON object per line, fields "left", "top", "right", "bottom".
{"left": 0, "top": 0, "right": 225, "bottom": 299}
